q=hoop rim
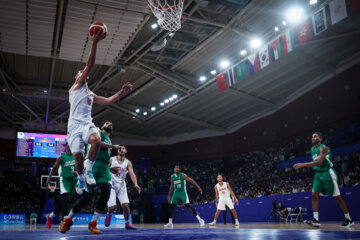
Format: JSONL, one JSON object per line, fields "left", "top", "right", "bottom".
{"left": 147, "top": 0, "right": 184, "bottom": 11}
{"left": 49, "top": 185, "right": 56, "bottom": 192}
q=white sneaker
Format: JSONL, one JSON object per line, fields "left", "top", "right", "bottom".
{"left": 209, "top": 221, "right": 216, "bottom": 226}
{"left": 164, "top": 222, "right": 173, "bottom": 228}
{"left": 235, "top": 221, "right": 240, "bottom": 226}
{"left": 199, "top": 218, "right": 205, "bottom": 227}
{"left": 75, "top": 178, "right": 85, "bottom": 195}
{"left": 85, "top": 170, "right": 96, "bottom": 185}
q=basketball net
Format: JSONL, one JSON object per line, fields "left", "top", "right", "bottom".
{"left": 49, "top": 185, "right": 56, "bottom": 192}
{"left": 147, "top": 0, "right": 184, "bottom": 32}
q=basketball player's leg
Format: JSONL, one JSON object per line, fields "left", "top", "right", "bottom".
{"left": 224, "top": 198, "right": 239, "bottom": 225}
{"left": 105, "top": 188, "right": 117, "bottom": 227}
{"left": 81, "top": 124, "right": 100, "bottom": 185}
{"left": 164, "top": 195, "right": 179, "bottom": 227}
{"left": 118, "top": 187, "right": 136, "bottom": 229}
{"left": 183, "top": 193, "right": 204, "bottom": 226}
{"left": 210, "top": 200, "right": 225, "bottom": 225}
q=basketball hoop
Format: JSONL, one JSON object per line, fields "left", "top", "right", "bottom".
{"left": 147, "top": 0, "right": 184, "bottom": 32}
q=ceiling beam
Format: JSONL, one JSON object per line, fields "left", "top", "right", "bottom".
{"left": 164, "top": 112, "right": 226, "bottom": 132}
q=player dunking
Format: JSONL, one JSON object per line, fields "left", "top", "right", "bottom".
{"left": 45, "top": 143, "right": 76, "bottom": 228}
{"left": 209, "top": 175, "right": 239, "bottom": 226}
{"left": 105, "top": 145, "right": 141, "bottom": 230}
{"left": 67, "top": 28, "right": 132, "bottom": 194}
{"left": 293, "top": 132, "right": 354, "bottom": 228}
{"left": 164, "top": 165, "right": 205, "bottom": 228}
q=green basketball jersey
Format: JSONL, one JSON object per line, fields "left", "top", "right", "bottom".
{"left": 173, "top": 172, "right": 186, "bottom": 193}
{"left": 86, "top": 130, "right": 112, "bottom": 164}
{"left": 311, "top": 143, "right": 333, "bottom": 172}
{"left": 58, "top": 153, "right": 76, "bottom": 180}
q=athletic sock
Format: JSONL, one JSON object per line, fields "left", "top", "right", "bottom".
{"left": 169, "top": 218, "right": 173, "bottom": 224}
{"left": 49, "top": 212, "right": 55, "bottom": 219}
{"left": 196, "top": 215, "right": 201, "bottom": 221}
{"left": 313, "top": 212, "right": 319, "bottom": 221}
{"left": 125, "top": 220, "right": 129, "bottom": 224}
{"left": 85, "top": 159, "right": 94, "bottom": 171}
{"left": 345, "top": 213, "right": 351, "bottom": 221}
{"left": 68, "top": 210, "right": 75, "bottom": 220}
{"left": 92, "top": 211, "right": 101, "bottom": 222}
{"left": 107, "top": 212, "right": 112, "bottom": 216}
{"left": 235, "top": 219, "right": 239, "bottom": 224}
{"left": 78, "top": 174, "right": 85, "bottom": 182}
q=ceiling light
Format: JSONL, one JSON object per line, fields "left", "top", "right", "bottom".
{"left": 220, "top": 60, "right": 230, "bottom": 69}
{"left": 151, "top": 23, "right": 158, "bottom": 29}
{"left": 43, "top": 89, "right": 48, "bottom": 93}
{"left": 240, "top": 50, "right": 247, "bottom": 56}
{"left": 172, "top": 94, "right": 178, "bottom": 99}
{"left": 282, "top": 21, "right": 287, "bottom": 26}
{"left": 210, "top": 70, "right": 217, "bottom": 75}
{"left": 274, "top": 26, "right": 279, "bottom": 32}
{"left": 135, "top": 109, "right": 140, "bottom": 113}
{"left": 164, "top": 99, "right": 169, "bottom": 104}
{"left": 143, "top": 112, "right": 148, "bottom": 116}
{"left": 160, "top": 102, "right": 165, "bottom": 106}
{"left": 199, "top": 76, "right": 207, "bottom": 81}
{"left": 169, "top": 32, "right": 175, "bottom": 37}
{"left": 287, "top": 7, "right": 304, "bottom": 23}
{"left": 151, "top": 107, "right": 156, "bottom": 111}
{"left": 169, "top": 97, "right": 174, "bottom": 101}
{"left": 250, "top": 38, "right": 262, "bottom": 48}
{"left": 309, "top": 0, "right": 317, "bottom": 5}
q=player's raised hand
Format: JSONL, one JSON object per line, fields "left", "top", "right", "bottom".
{"left": 91, "top": 28, "right": 106, "bottom": 43}
{"left": 120, "top": 82, "right": 133, "bottom": 94}
{"left": 135, "top": 185, "right": 141, "bottom": 194}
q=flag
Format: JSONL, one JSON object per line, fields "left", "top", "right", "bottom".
{"left": 234, "top": 61, "right": 246, "bottom": 81}
{"left": 329, "top": 0, "right": 348, "bottom": 25}
{"left": 270, "top": 38, "right": 281, "bottom": 60}
{"left": 259, "top": 46, "right": 269, "bottom": 69}
{"left": 296, "top": 19, "right": 311, "bottom": 45}
{"left": 248, "top": 54, "right": 259, "bottom": 75}
{"left": 282, "top": 30, "right": 294, "bottom": 54}
{"left": 227, "top": 67, "right": 236, "bottom": 87}
{"left": 350, "top": 0, "right": 360, "bottom": 12}
{"left": 216, "top": 73, "right": 227, "bottom": 92}
{"left": 312, "top": 7, "right": 327, "bottom": 35}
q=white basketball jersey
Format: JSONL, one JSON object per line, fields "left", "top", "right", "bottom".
{"left": 110, "top": 156, "right": 129, "bottom": 185}
{"left": 216, "top": 182, "right": 230, "bottom": 199}
{"left": 68, "top": 82, "right": 94, "bottom": 127}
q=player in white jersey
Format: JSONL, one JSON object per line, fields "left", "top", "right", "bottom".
{"left": 67, "top": 28, "right": 133, "bottom": 194}
{"left": 209, "top": 175, "right": 240, "bottom": 226}
{"left": 104, "top": 145, "right": 141, "bottom": 230}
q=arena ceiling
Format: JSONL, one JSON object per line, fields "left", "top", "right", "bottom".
{"left": 0, "top": 0, "right": 360, "bottom": 143}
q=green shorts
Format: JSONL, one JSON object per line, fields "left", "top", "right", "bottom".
{"left": 60, "top": 177, "right": 77, "bottom": 196}
{"left": 85, "top": 160, "right": 111, "bottom": 193}
{"left": 171, "top": 191, "right": 189, "bottom": 204}
{"left": 312, "top": 168, "right": 340, "bottom": 197}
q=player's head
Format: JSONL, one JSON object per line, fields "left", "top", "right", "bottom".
{"left": 174, "top": 165, "right": 181, "bottom": 174}
{"left": 217, "top": 174, "right": 223, "bottom": 182}
{"left": 102, "top": 121, "right": 113, "bottom": 134}
{"left": 312, "top": 132, "right": 323, "bottom": 145}
{"left": 118, "top": 145, "right": 127, "bottom": 156}
{"left": 66, "top": 142, "right": 72, "bottom": 155}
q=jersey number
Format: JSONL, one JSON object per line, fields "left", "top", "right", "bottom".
{"left": 176, "top": 184, "right": 182, "bottom": 188}
{"left": 71, "top": 166, "right": 75, "bottom": 172}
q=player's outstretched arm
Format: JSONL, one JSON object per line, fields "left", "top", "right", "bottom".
{"left": 73, "top": 29, "right": 105, "bottom": 90}
{"left": 227, "top": 183, "right": 239, "bottom": 205}
{"left": 128, "top": 161, "right": 141, "bottom": 194}
{"left": 93, "top": 82, "right": 133, "bottom": 105}
{"left": 293, "top": 145, "right": 329, "bottom": 170}
{"left": 168, "top": 175, "right": 174, "bottom": 203}
{"left": 215, "top": 186, "right": 219, "bottom": 208}
{"left": 183, "top": 174, "right": 203, "bottom": 195}
{"left": 46, "top": 156, "right": 61, "bottom": 187}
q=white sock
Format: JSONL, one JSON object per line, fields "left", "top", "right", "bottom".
{"left": 107, "top": 212, "right": 112, "bottom": 216}
{"left": 235, "top": 219, "right": 239, "bottom": 223}
{"left": 85, "top": 159, "right": 94, "bottom": 171}
{"left": 212, "top": 219, "right": 217, "bottom": 223}
{"left": 78, "top": 174, "right": 85, "bottom": 181}
{"left": 313, "top": 212, "right": 319, "bottom": 221}
{"left": 92, "top": 211, "right": 101, "bottom": 222}
{"left": 49, "top": 212, "right": 55, "bottom": 219}
{"left": 169, "top": 218, "right": 173, "bottom": 224}
{"left": 196, "top": 215, "right": 201, "bottom": 221}
{"left": 68, "top": 210, "right": 75, "bottom": 220}
{"left": 345, "top": 213, "right": 351, "bottom": 220}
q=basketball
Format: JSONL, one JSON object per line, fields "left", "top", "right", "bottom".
{"left": 89, "top": 22, "right": 107, "bottom": 40}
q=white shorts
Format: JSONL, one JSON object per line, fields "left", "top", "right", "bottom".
{"left": 108, "top": 185, "right": 129, "bottom": 207}
{"left": 67, "top": 122, "right": 98, "bottom": 154}
{"left": 217, "top": 197, "right": 234, "bottom": 210}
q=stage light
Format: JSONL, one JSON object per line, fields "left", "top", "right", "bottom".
{"left": 250, "top": 38, "right": 262, "bottom": 48}
{"left": 199, "top": 76, "right": 207, "bottom": 82}
{"left": 220, "top": 60, "right": 230, "bottom": 69}
{"left": 151, "top": 23, "right": 158, "bottom": 29}
{"left": 151, "top": 107, "right": 156, "bottom": 111}
{"left": 274, "top": 26, "right": 279, "bottom": 32}
{"left": 135, "top": 109, "right": 140, "bottom": 113}
{"left": 287, "top": 7, "right": 304, "bottom": 23}
{"left": 165, "top": 99, "right": 169, "bottom": 104}
{"left": 143, "top": 112, "right": 148, "bottom": 116}
{"left": 210, "top": 70, "right": 217, "bottom": 75}
{"left": 160, "top": 102, "right": 165, "bottom": 106}
{"left": 240, "top": 50, "right": 247, "bottom": 56}
{"left": 309, "top": 0, "right": 317, "bottom": 5}
{"left": 172, "top": 94, "right": 178, "bottom": 99}
{"left": 282, "top": 21, "right": 287, "bottom": 26}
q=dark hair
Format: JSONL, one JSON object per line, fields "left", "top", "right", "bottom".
{"left": 102, "top": 120, "right": 113, "bottom": 128}
{"left": 174, "top": 165, "right": 181, "bottom": 169}
{"left": 217, "top": 174, "right": 223, "bottom": 177}
{"left": 313, "top": 132, "right": 324, "bottom": 141}
{"left": 119, "top": 145, "right": 127, "bottom": 149}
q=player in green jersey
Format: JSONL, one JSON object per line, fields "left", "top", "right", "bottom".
{"left": 164, "top": 165, "right": 205, "bottom": 228}
{"left": 45, "top": 143, "right": 77, "bottom": 228}
{"left": 293, "top": 132, "right": 354, "bottom": 228}
{"left": 60, "top": 121, "right": 120, "bottom": 234}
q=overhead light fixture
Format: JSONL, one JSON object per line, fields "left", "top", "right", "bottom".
{"left": 199, "top": 76, "right": 207, "bottom": 82}
{"left": 210, "top": 70, "right": 217, "bottom": 75}
{"left": 43, "top": 89, "right": 48, "bottom": 93}
{"left": 220, "top": 60, "right": 230, "bottom": 69}
{"left": 274, "top": 26, "right": 279, "bottom": 32}
{"left": 172, "top": 94, "right": 178, "bottom": 99}
{"left": 169, "top": 32, "right": 175, "bottom": 37}
{"left": 2, "top": 88, "right": 7, "bottom": 92}
{"left": 135, "top": 109, "right": 140, "bottom": 113}
{"left": 169, "top": 97, "right": 174, "bottom": 101}
{"left": 286, "top": 7, "right": 304, "bottom": 23}
{"left": 282, "top": 21, "right": 287, "bottom": 26}
{"left": 240, "top": 50, "right": 247, "bottom": 56}
{"left": 250, "top": 38, "right": 262, "bottom": 48}
{"left": 143, "top": 112, "right": 148, "bottom": 116}
{"left": 164, "top": 99, "right": 169, "bottom": 104}
{"left": 151, "top": 23, "right": 158, "bottom": 29}
{"left": 151, "top": 107, "right": 156, "bottom": 111}
{"left": 309, "top": 0, "right": 317, "bottom": 5}
{"left": 160, "top": 102, "right": 165, "bottom": 106}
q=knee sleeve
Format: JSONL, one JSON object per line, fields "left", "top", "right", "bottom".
{"left": 96, "top": 183, "right": 111, "bottom": 212}
{"left": 169, "top": 204, "right": 176, "bottom": 218}
{"left": 60, "top": 193, "right": 71, "bottom": 218}
{"left": 73, "top": 191, "right": 93, "bottom": 213}
{"left": 185, "top": 203, "right": 197, "bottom": 216}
